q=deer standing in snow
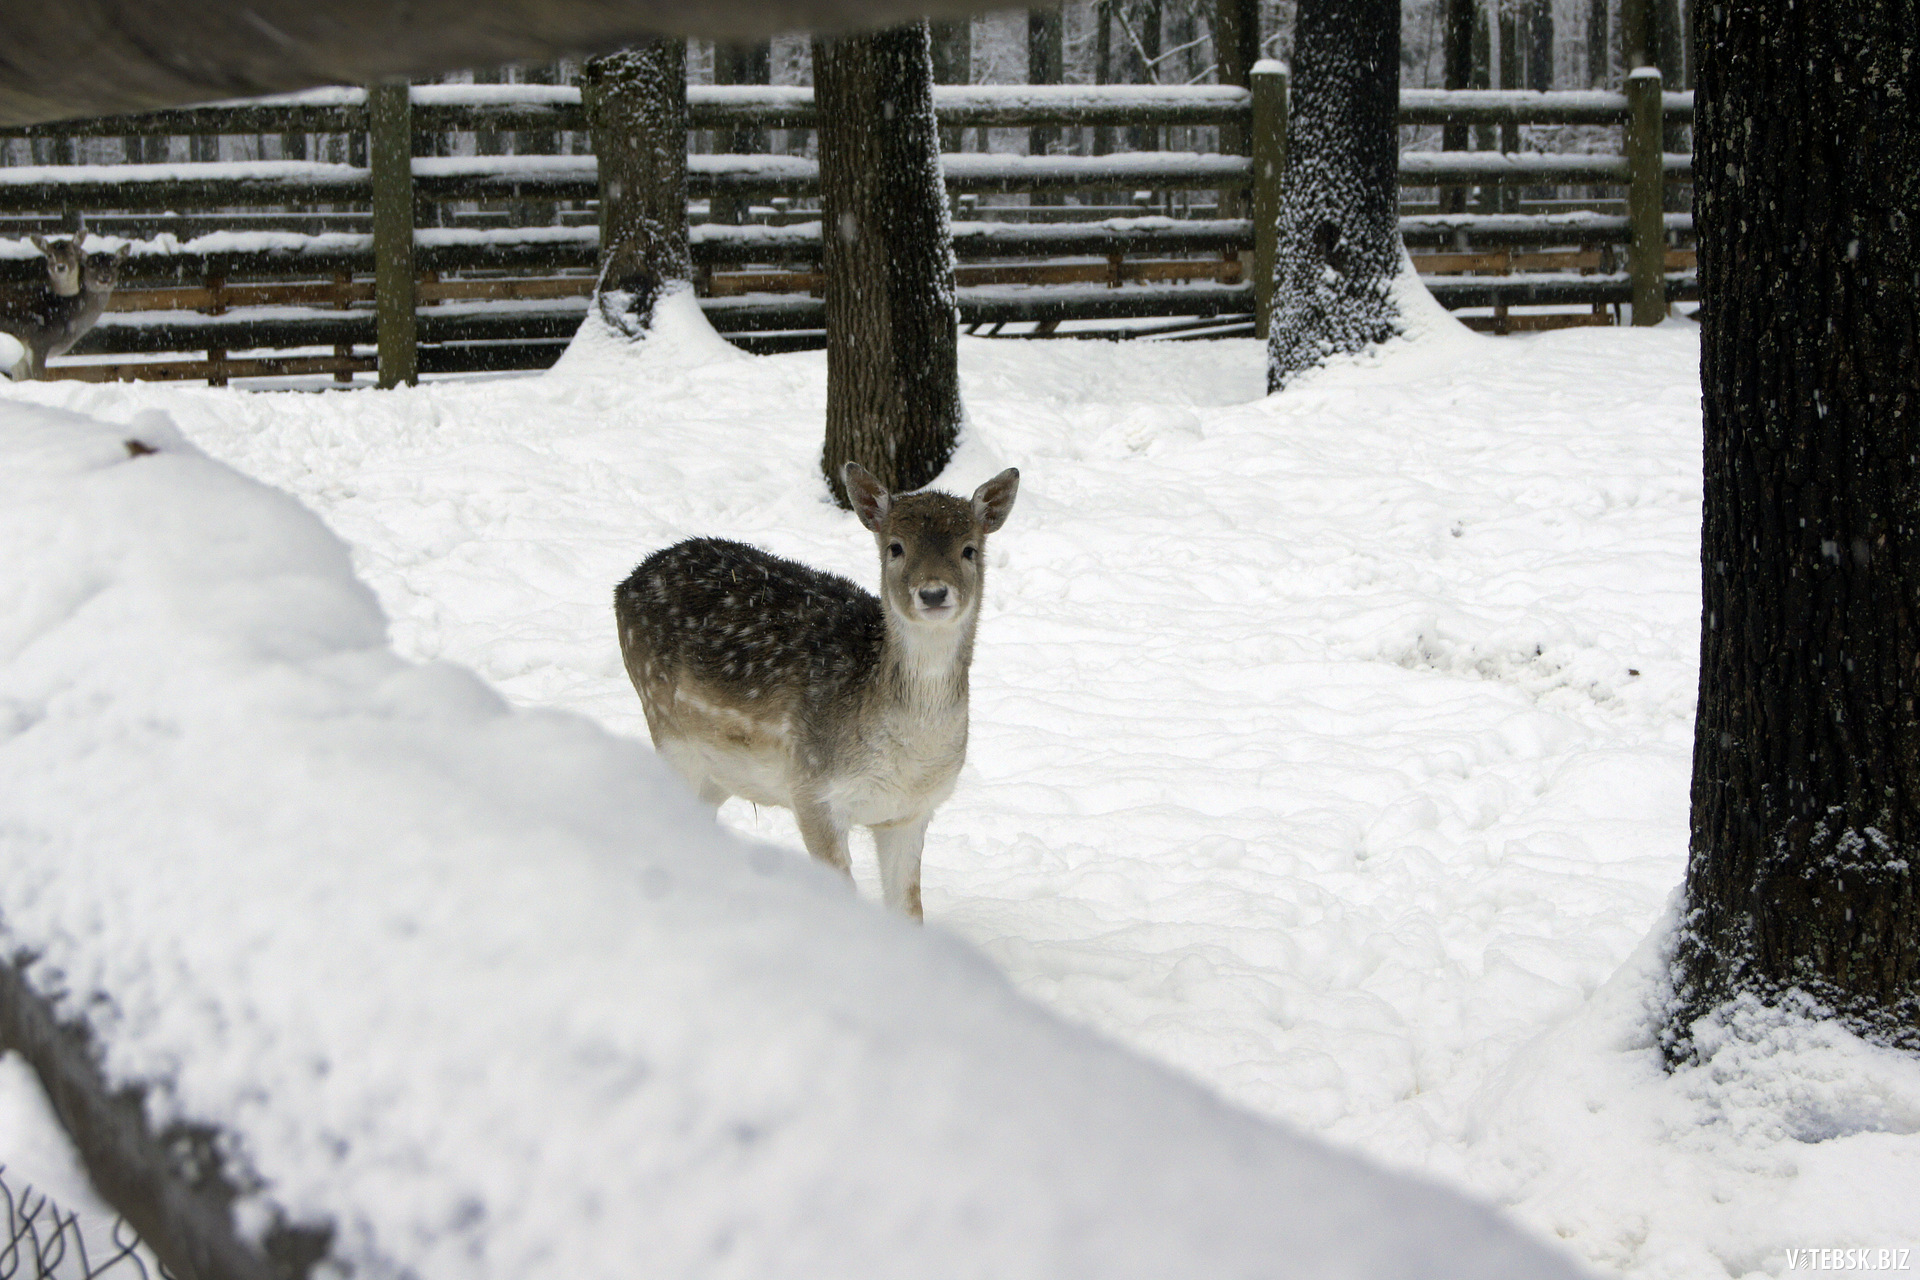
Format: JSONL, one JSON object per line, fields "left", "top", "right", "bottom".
{"left": 1, "top": 234, "right": 129, "bottom": 380}
{"left": 615, "top": 462, "right": 1020, "bottom": 919}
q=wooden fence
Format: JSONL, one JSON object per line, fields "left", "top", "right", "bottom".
{"left": 0, "top": 71, "right": 1695, "bottom": 385}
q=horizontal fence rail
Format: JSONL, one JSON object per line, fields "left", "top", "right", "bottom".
{"left": 0, "top": 73, "right": 1696, "bottom": 383}
{"left": 0, "top": 83, "right": 1695, "bottom": 137}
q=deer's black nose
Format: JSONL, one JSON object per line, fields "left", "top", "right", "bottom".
{"left": 918, "top": 585, "right": 950, "bottom": 608}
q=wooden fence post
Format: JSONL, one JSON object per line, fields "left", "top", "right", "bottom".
{"left": 1625, "top": 66, "right": 1667, "bottom": 326}
{"left": 1250, "top": 60, "right": 1288, "bottom": 341}
{"left": 369, "top": 80, "right": 418, "bottom": 386}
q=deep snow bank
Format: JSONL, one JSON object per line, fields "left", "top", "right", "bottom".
{"left": 0, "top": 401, "right": 1581, "bottom": 1279}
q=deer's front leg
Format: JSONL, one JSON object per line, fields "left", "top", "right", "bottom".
{"left": 872, "top": 816, "right": 928, "bottom": 921}
{"left": 794, "top": 793, "right": 852, "bottom": 877}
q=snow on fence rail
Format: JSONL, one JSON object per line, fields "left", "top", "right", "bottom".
{"left": 0, "top": 73, "right": 1694, "bottom": 383}
{"left": 0, "top": 82, "right": 1694, "bottom": 136}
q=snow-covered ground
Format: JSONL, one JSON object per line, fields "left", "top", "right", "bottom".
{"left": 3, "top": 296, "right": 1916, "bottom": 1277}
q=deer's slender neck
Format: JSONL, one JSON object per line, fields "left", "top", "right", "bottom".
{"left": 880, "top": 606, "right": 976, "bottom": 708}
{"left": 76, "top": 288, "right": 110, "bottom": 325}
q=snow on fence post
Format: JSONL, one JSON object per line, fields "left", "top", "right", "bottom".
{"left": 1624, "top": 67, "right": 1667, "bottom": 326}
{"left": 369, "top": 80, "right": 418, "bottom": 387}
{"left": 1249, "top": 60, "right": 1287, "bottom": 341}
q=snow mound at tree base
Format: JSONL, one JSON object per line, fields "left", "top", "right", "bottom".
{"left": 0, "top": 401, "right": 1582, "bottom": 1278}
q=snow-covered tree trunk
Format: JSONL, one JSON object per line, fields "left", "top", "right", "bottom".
{"left": 580, "top": 42, "right": 690, "bottom": 338}
{"left": 812, "top": 22, "right": 963, "bottom": 506}
{"left": 1265, "top": 0, "right": 1405, "bottom": 392}
{"left": 1670, "top": 0, "right": 1920, "bottom": 1057}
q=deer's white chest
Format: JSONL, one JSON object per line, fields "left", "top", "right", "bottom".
{"left": 825, "top": 698, "right": 968, "bottom": 827}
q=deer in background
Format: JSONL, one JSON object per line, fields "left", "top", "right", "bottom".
{"left": 1, "top": 234, "right": 130, "bottom": 380}
{"left": 616, "top": 462, "right": 1021, "bottom": 919}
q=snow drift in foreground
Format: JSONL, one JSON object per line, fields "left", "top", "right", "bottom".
{"left": 0, "top": 396, "right": 1581, "bottom": 1278}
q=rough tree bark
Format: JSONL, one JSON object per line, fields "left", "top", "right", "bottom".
{"left": 1265, "top": 0, "right": 1405, "bottom": 391}
{"left": 813, "top": 22, "right": 963, "bottom": 505}
{"left": 1670, "top": 0, "right": 1920, "bottom": 1056}
{"left": 579, "top": 41, "right": 691, "bottom": 338}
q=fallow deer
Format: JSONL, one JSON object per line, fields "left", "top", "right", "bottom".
{"left": 615, "top": 462, "right": 1020, "bottom": 919}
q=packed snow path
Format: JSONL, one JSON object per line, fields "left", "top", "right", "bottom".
{"left": 12, "top": 308, "right": 1918, "bottom": 1276}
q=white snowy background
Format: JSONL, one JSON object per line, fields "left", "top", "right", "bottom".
{"left": 2, "top": 292, "right": 1916, "bottom": 1278}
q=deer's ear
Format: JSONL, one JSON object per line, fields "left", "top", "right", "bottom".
{"left": 972, "top": 468, "right": 1020, "bottom": 534}
{"left": 29, "top": 235, "right": 48, "bottom": 255}
{"left": 843, "top": 462, "right": 890, "bottom": 532}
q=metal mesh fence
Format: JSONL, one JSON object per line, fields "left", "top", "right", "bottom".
{"left": 0, "top": 1170, "right": 166, "bottom": 1280}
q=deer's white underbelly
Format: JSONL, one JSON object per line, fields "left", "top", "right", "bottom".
{"left": 825, "top": 710, "right": 966, "bottom": 828}
{"left": 661, "top": 733, "right": 794, "bottom": 808}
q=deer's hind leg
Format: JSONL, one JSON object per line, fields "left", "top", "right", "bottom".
{"left": 647, "top": 733, "right": 732, "bottom": 810}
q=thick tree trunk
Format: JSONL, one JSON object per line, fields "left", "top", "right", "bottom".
{"left": 1671, "top": 0, "right": 1920, "bottom": 1056}
{"left": 1265, "top": 0, "right": 1404, "bottom": 391}
{"left": 580, "top": 41, "right": 691, "bottom": 338}
{"left": 813, "top": 22, "right": 963, "bottom": 505}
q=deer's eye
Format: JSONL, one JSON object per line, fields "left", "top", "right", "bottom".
{"left": 888, "top": 542, "right": 904, "bottom": 558}
{"left": 962, "top": 546, "right": 977, "bottom": 561}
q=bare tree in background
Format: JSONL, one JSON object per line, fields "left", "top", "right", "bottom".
{"left": 930, "top": 17, "right": 971, "bottom": 151}
{"left": 1440, "top": 0, "right": 1474, "bottom": 213}
{"left": 712, "top": 40, "right": 772, "bottom": 223}
{"left": 813, "top": 22, "right": 963, "bottom": 505}
{"left": 1028, "top": 6, "right": 1064, "bottom": 157}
